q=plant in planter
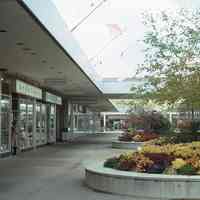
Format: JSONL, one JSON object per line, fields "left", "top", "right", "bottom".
{"left": 104, "top": 142, "right": 200, "bottom": 175}
{"left": 172, "top": 158, "right": 196, "bottom": 175}
{"left": 145, "top": 153, "right": 174, "bottom": 174}
{"left": 118, "top": 132, "right": 134, "bottom": 142}
{"left": 104, "top": 157, "right": 120, "bottom": 169}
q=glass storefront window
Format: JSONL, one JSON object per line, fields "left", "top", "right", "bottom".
{"left": 41, "top": 105, "right": 46, "bottom": 129}
{"left": 71, "top": 113, "right": 101, "bottom": 134}
{"left": 50, "top": 105, "right": 55, "bottom": 129}
{"left": 27, "top": 104, "right": 33, "bottom": 134}
{"left": 36, "top": 103, "right": 47, "bottom": 146}
{"left": 19, "top": 103, "right": 26, "bottom": 132}
{"left": 0, "top": 95, "right": 11, "bottom": 153}
{"left": 17, "top": 99, "right": 34, "bottom": 150}
{"left": 47, "top": 104, "right": 56, "bottom": 143}
{"left": 36, "top": 104, "right": 41, "bottom": 129}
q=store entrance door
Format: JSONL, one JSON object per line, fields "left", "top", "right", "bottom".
{"left": 16, "top": 99, "right": 34, "bottom": 151}
{"left": 36, "top": 103, "right": 47, "bottom": 146}
{"left": 47, "top": 104, "right": 56, "bottom": 143}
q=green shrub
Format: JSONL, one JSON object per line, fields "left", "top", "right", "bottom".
{"left": 104, "top": 157, "right": 119, "bottom": 169}
{"left": 177, "top": 164, "right": 197, "bottom": 175}
{"left": 150, "top": 132, "right": 200, "bottom": 145}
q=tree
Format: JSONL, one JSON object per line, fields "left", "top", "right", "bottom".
{"left": 133, "top": 9, "right": 200, "bottom": 115}
{"left": 128, "top": 111, "right": 170, "bottom": 134}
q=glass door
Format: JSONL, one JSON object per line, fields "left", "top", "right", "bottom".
{"left": 41, "top": 104, "right": 47, "bottom": 145}
{"left": 47, "top": 104, "right": 56, "bottom": 143}
{"left": 36, "top": 103, "right": 47, "bottom": 146}
{"left": 17, "top": 99, "right": 34, "bottom": 150}
{"left": 27, "top": 102, "right": 34, "bottom": 148}
{"left": 36, "top": 103, "right": 41, "bottom": 146}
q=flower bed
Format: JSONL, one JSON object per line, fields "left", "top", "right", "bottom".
{"left": 104, "top": 142, "right": 200, "bottom": 175}
{"left": 147, "top": 133, "right": 200, "bottom": 145}
{"left": 118, "top": 131, "right": 158, "bottom": 142}
{"left": 85, "top": 161, "right": 200, "bottom": 199}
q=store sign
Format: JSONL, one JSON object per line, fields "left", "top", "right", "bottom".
{"left": 46, "top": 92, "right": 62, "bottom": 105}
{"left": 16, "top": 80, "right": 42, "bottom": 99}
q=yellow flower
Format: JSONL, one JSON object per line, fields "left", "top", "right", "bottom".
{"left": 172, "top": 158, "right": 186, "bottom": 170}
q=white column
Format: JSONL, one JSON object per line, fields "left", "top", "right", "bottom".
{"left": 33, "top": 99, "right": 37, "bottom": 150}
{"left": 103, "top": 113, "right": 106, "bottom": 132}
{"left": 70, "top": 103, "right": 74, "bottom": 135}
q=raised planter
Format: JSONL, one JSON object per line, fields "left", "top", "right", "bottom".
{"left": 112, "top": 140, "right": 144, "bottom": 149}
{"left": 85, "top": 161, "right": 200, "bottom": 199}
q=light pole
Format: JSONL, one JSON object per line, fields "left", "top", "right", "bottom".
{"left": 70, "top": 0, "right": 108, "bottom": 32}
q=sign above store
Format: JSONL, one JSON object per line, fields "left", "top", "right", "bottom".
{"left": 16, "top": 80, "right": 42, "bottom": 99}
{"left": 45, "top": 92, "right": 62, "bottom": 105}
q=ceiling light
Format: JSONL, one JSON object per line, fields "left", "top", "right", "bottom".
{"left": 23, "top": 47, "right": 31, "bottom": 51}
{"left": 0, "top": 30, "right": 7, "bottom": 33}
{"left": 16, "top": 42, "right": 24, "bottom": 46}
{"left": 0, "top": 68, "right": 7, "bottom": 72}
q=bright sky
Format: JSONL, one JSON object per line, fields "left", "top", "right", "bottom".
{"left": 52, "top": 0, "right": 200, "bottom": 79}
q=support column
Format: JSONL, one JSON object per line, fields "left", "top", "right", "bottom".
{"left": 33, "top": 99, "right": 37, "bottom": 150}
{"left": 103, "top": 113, "right": 106, "bottom": 132}
{"left": 92, "top": 113, "right": 95, "bottom": 134}
{"left": 70, "top": 103, "right": 74, "bottom": 136}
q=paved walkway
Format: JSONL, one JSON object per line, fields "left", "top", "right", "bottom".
{"left": 0, "top": 132, "right": 141, "bottom": 200}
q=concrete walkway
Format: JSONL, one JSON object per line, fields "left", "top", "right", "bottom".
{"left": 0, "top": 133, "right": 145, "bottom": 200}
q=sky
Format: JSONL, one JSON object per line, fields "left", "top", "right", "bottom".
{"left": 52, "top": 0, "right": 200, "bottom": 79}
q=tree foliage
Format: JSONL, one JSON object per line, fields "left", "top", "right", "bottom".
{"left": 133, "top": 9, "right": 200, "bottom": 109}
{"left": 128, "top": 111, "right": 170, "bottom": 134}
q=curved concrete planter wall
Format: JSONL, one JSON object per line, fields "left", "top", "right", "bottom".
{"left": 112, "top": 141, "right": 144, "bottom": 149}
{"left": 85, "top": 161, "right": 200, "bottom": 199}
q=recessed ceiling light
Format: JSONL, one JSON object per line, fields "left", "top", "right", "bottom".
{"left": 23, "top": 47, "right": 31, "bottom": 51}
{"left": 0, "top": 68, "right": 7, "bottom": 72}
{"left": 16, "top": 42, "right": 24, "bottom": 46}
{"left": 0, "top": 30, "right": 7, "bottom": 33}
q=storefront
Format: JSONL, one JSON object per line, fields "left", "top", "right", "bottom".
{"left": 64, "top": 103, "right": 101, "bottom": 139}
{"left": 0, "top": 95, "right": 12, "bottom": 156}
{"left": 0, "top": 75, "right": 12, "bottom": 156}
{"left": 12, "top": 80, "right": 43, "bottom": 151}
{"left": 10, "top": 80, "right": 64, "bottom": 151}
{"left": 45, "top": 92, "right": 62, "bottom": 143}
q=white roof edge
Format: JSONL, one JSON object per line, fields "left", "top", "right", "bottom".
{"left": 21, "top": 0, "right": 103, "bottom": 92}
